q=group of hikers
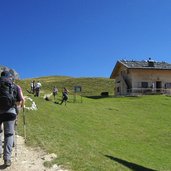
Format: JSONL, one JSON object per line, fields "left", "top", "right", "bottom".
{"left": 30, "top": 80, "right": 42, "bottom": 97}
{"left": 0, "top": 70, "right": 70, "bottom": 168}
{"left": 52, "top": 86, "right": 69, "bottom": 105}
{"left": 31, "top": 81, "right": 69, "bottom": 105}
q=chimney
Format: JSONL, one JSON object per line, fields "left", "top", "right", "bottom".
{"left": 148, "top": 58, "right": 154, "bottom": 67}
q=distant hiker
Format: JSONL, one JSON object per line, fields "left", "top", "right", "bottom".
{"left": 30, "top": 80, "right": 35, "bottom": 94}
{"left": 35, "top": 81, "right": 42, "bottom": 97}
{"left": 60, "top": 87, "right": 69, "bottom": 105}
{"left": 0, "top": 71, "right": 24, "bottom": 167}
{"left": 33, "top": 80, "right": 35, "bottom": 94}
{"left": 52, "top": 86, "right": 58, "bottom": 100}
{"left": 30, "top": 81, "right": 33, "bottom": 93}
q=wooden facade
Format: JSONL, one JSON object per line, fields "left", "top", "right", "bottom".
{"left": 110, "top": 59, "right": 171, "bottom": 96}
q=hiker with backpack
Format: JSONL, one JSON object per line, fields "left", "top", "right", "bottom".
{"left": 30, "top": 80, "right": 35, "bottom": 94}
{"left": 52, "top": 86, "right": 58, "bottom": 101}
{"left": 35, "top": 81, "right": 42, "bottom": 97}
{"left": 60, "top": 87, "right": 69, "bottom": 105}
{"left": 0, "top": 71, "right": 24, "bottom": 167}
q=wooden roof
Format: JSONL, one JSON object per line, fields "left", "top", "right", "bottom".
{"left": 110, "top": 59, "right": 171, "bottom": 78}
{"left": 120, "top": 60, "right": 171, "bottom": 69}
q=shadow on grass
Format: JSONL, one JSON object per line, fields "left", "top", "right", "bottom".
{"left": 104, "top": 155, "right": 157, "bottom": 171}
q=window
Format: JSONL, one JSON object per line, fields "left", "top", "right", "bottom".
{"left": 165, "top": 83, "right": 171, "bottom": 89}
{"left": 142, "top": 82, "right": 148, "bottom": 88}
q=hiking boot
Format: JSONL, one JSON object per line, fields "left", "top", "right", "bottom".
{"left": 4, "top": 160, "right": 11, "bottom": 167}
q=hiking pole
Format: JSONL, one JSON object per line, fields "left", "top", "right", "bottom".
{"left": 14, "top": 119, "right": 18, "bottom": 161}
{"left": 23, "top": 107, "right": 26, "bottom": 143}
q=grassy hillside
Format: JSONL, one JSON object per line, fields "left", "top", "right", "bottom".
{"left": 16, "top": 76, "right": 171, "bottom": 171}
{"left": 17, "top": 76, "right": 114, "bottom": 97}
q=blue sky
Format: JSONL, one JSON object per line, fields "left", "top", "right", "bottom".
{"left": 1, "top": 0, "right": 171, "bottom": 79}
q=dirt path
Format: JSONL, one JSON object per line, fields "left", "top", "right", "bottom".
{"left": 0, "top": 135, "right": 69, "bottom": 171}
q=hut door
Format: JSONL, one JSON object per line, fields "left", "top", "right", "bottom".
{"left": 156, "top": 81, "right": 162, "bottom": 92}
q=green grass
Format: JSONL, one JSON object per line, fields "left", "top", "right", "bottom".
{"left": 16, "top": 76, "right": 171, "bottom": 170}
{"left": 17, "top": 76, "right": 114, "bottom": 96}
{"left": 17, "top": 93, "right": 171, "bottom": 171}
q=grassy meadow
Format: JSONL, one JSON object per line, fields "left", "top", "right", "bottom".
{"left": 16, "top": 77, "right": 171, "bottom": 171}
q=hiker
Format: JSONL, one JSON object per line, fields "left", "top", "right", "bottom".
{"left": 52, "top": 86, "right": 58, "bottom": 100}
{"left": 12, "top": 83, "right": 25, "bottom": 148}
{"left": 15, "top": 84, "right": 25, "bottom": 117}
{"left": 35, "top": 81, "right": 42, "bottom": 97}
{"left": 60, "top": 87, "right": 69, "bottom": 105}
{"left": 32, "top": 80, "right": 35, "bottom": 94}
{"left": 30, "top": 80, "right": 35, "bottom": 94}
{"left": 0, "top": 71, "right": 24, "bottom": 167}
